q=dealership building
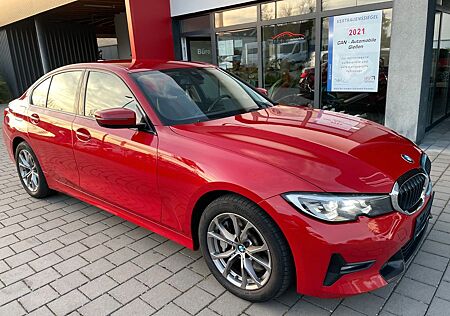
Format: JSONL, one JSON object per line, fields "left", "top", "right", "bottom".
{"left": 0, "top": 0, "right": 449, "bottom": 142}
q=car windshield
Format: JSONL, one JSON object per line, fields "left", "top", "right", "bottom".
{"left": 131, "top": 67, "right": 274, "bottom": 125}
{"left": 279, "top": 43, "right": 296, "bottom": 54}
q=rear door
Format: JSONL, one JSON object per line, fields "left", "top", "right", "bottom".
{"left": 72, "top": 70, "right": 161, "bottom": 221}
{"left": 27, "top": 71, "right": 83, "bottom": 188}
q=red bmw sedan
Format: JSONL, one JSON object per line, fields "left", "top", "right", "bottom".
{"left": 3, "top": 60, "right": 433, "bottom": 302}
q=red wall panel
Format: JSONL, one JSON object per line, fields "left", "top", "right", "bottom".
{"left": 125, "top": 0, "right": 175, "bottom": 61}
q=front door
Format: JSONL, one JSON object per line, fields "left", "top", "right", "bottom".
{"left": 72, "top": 70, "right": 161, "bottom": 222}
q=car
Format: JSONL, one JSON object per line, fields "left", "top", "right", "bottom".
{"left": 2, "top": 60, "right": 433, "bottom": 302}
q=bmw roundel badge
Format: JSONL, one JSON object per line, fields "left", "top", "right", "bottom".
{"left": 401, "top": 154, "right": 414, "bottom": 164}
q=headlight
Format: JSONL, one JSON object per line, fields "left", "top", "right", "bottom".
{"left": 421, "top": 153, "right": 431, "bottom": 175}
{"left": 282, "top": 193, "right": 393, "bottom": 222}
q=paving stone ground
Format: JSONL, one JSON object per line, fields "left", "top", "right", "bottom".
{"left": 1, "top": 104, "right": 450, "bottom": 315}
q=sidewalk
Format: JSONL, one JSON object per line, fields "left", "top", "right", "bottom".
{"left": 0, "top": 114, "right": 450, "bottom": 315}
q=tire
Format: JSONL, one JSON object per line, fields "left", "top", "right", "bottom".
{"left": 15, "top": 142, "right": 52, "bottom": 199}
{"left": 199, "top": 194, "right": 294, "bottom": 302}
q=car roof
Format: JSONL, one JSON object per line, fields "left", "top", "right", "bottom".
{"left": 59, "top": 59, "right": 214, "bottom": 73}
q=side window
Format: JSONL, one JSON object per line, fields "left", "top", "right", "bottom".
{"left": 85, "top": 72, "right": 140, "bottom": 123}
{"left": 47, "top": 71, "right": 83, "bottom": 113}
{"left": 31, "top": 78, "right": 51, "bottom": 107}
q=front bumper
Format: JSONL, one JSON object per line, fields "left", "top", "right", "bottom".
{"left": 260, "top": 193, "right": 433, "bottom": 298}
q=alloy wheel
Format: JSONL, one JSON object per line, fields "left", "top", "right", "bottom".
{"left": 18, "top": 149, "right": 39, "bottom": 192}
{"left": 206, "top": 213, "right": 272, "bottom": 290}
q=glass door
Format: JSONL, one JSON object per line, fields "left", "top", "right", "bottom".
{"left": 187, "top": 38, "right": 213, "bottom": 63}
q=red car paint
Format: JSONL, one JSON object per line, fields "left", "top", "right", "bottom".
{"left": 2, "top": 60, "right": 431, "bottom": 298}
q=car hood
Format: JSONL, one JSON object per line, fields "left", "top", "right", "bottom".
{"left": 170, "top": 106, "right": 422, "bottom": 193}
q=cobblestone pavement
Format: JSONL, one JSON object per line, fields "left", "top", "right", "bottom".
{"left": 1, "top": 104, "right": 450, "bottom": 315}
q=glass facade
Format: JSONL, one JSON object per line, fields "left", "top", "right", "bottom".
{"left": 217, "top": 28, "right": 259, "bottom": 87}
{"left": 215, "top": 6, "right": 257, "bottom": 28}
{"left": 321, "top": 9, "right": 392, "bottom": 124}
{"left": 261, "top": 0, "right": 315, "bottom": 20}
{"left": 262, "top": 20, "right": 315, "bottom": 105}
{"left": 179, "top": 0, "right": 396, "bottom": 125}
{"left": 322, "top": 0, "right": 390, "bottom": 11}
{"left": 429, "top": 6, "right": 450, "bottom": 126}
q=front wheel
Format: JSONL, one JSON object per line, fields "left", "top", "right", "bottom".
{"left": 15, "top": 142, "right": 52, "bottom": 199}
{"left": 199, "top": 194, "right": 294, "bottom": 302}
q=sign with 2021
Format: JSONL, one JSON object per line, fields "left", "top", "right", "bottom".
{"left": 327, "top": 10, "right": 383, "bottom": 92}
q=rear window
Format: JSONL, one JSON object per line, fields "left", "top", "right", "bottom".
{"left": 31, "top": 78, "right": 51, "bottom": 107}
{"left": 47, "top": 71, "right": 82, "bottom": 113}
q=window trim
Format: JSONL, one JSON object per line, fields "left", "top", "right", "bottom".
{"left": 30, "top": 77, "right": 51, "bottom": 108}
{"left": 29, "top": 69, "right": 85, "bottom": 115}
{"left": 80, "top": 69, "right": 156, "bottom": 134}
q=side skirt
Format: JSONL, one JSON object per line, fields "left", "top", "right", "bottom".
{"left": 49, "top": 180, "right": 195, "bottom": 249}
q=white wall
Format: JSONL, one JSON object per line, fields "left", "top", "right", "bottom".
{"left": 170, "top": 0, "right": 255, "bottom": 17}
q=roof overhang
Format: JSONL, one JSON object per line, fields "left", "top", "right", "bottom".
{"left": 0, "top": 0, "right": 77, "bottom": 27}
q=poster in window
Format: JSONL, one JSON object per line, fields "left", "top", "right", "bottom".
{"left": 218, "top": 40, "right": 234, "bottom": 56}
{"left": 327, "top": 10, "right": 383, "bottom": 92}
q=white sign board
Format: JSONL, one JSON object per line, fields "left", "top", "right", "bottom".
{"left": 327, "top": 10, "right": 383, "bottom": 92}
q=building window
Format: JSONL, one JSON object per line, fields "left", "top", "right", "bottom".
{"left": 181, "top": 15, "right": 210, "bottom": 33}
{"left": 215, "top": 6, "right": 257, "bottom": 28}
{"left": 320, "top": 9, "right": 392, "bottom": 124}
{"left": 262, "top": 20, "right": 315, "bottom": 105}
{"left": 261, "top": 0, "right": 315, "bottom": 21}
{"left": 177, "top": 0, "right": 396, "bottom": 125}
{"left": 217, "top": 28, "right": 259, "bottom": 87}
{"left": 322, "top": 0, "right": 389, "bottom": 11}
{"left": 437, "top": 0, "right": 450, "bottom": 9}
{"left": 430, "top": 12, "right": 450, "bottom": 124}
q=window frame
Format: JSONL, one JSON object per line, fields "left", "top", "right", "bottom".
{"left": 80, "top": 69, "right": 155, "bottom": 133}
{"left": 30, "top": 77, "right": 52, "bottom": 108}
{"left": 29, "top": 69, "right": 85, "bottom": 115}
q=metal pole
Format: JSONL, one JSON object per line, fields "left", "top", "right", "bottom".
{"left": 34, "top": 18, "right": 50, "bottom": 73}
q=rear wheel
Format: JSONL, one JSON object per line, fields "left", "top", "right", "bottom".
{"left": 199, "top": 194, "right": 293, "bottom": 302}
{"left": 15, "top": 142, "right": 52, "bottom": 198}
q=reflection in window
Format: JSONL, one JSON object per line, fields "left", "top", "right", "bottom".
{"left": 262, "top": 20, "right": 315, "bottom": 106}
{"left": 85, "top": 72, "right": 137, "bottom": 117}
{"left": 320, "top": 9, "right": 392, "bottom": 124}
{"left": 439, "top": 0, "right": 450, "bottom": 9}
{"left": 431, "top": 13, "right": 450, "bottom": 124}
{"left": 47, "top": 72, "right": 82, "bottom": 113}
{"left": 261, "top": 0, "right": 315, "bottom": 21}
{"left": 132, "top": 68, "right": 272, "bottom": 126}
{"left": 322, "top": 0, "right": 388, "bottom": 10}
{"left": 215, "top": 6, "right": 257, "bottom": 28}
{"left": 181, "top": 15, "right": 210, "bottom": 33}
{"left": 217, "top": 28, "right": 259, "bottom": 87}
{"left": 428, "top": 12, "right": 442, "bottom": 124}
{"left": 31, "top": 78, "right": 51, "bottom": 107}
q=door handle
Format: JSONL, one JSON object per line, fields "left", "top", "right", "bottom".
{"left": 75, "top": 128, "right": 91, "bottom": 142}
{"left": 29, "top": 113, "right": 40, "bottom": 124}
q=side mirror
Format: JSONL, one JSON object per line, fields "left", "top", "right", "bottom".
{"left": 94, "top": 108, "right": 140, "bottom": 129}
{"left": 256, "top": 87, "right": 268, "bottom": 96}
